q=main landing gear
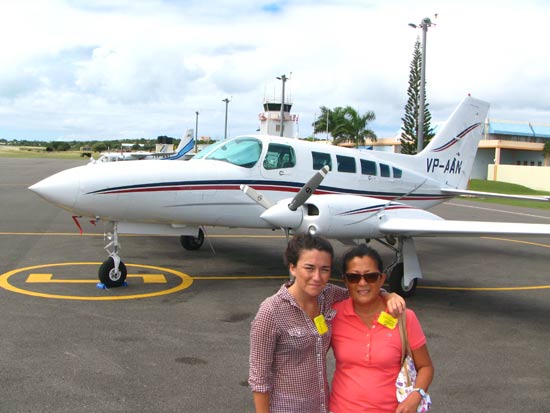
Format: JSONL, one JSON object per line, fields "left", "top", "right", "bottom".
{"left": 180, "top": 228, "right": 205, "bottom": 250}
{"left": 375, "top": 236, "right": 419, "bottom": 298}
{"left": 99, "top": 222, "right": 127, "bottom": 288}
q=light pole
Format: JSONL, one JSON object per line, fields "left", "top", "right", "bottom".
{"left": 222, "top": 97, "right": 231, "bottom": 140}
{"left": 194, "top": 111, "right": 199, "bottom": 153}
{"left": 276, "top": 74, "right": 288, "bottom": 137}
{"left": 409, "top": 17, "right": 434, "bottom": 152}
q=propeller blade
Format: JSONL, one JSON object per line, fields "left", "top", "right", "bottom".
{"left": 240, "top": 184, "right": 274, "bottom": 209}
{"left": 288, "top": 165, "right": 329, "bottom": 211}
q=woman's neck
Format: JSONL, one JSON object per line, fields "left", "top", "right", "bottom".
{"left": 353, "top": 297, "right": 386, "bottom": 319}
{"left": 288, "top": 284, "right": 319, "bottom": 317}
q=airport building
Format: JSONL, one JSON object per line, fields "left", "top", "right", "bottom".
{"left": 368, "top": 120, "right": 550, "bottom": 191}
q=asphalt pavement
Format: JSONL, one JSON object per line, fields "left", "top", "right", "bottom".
{"left": 1, "top": 157, "right": 549, "bottom": 412}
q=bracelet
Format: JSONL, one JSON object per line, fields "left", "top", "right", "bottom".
{"left": 412, "top": 388, "right": 427, "bottom": 399}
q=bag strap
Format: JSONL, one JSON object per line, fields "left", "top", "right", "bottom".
{"left": 398, "top": 311, "right": 413, "bottom": 387}
{"left": 398, "top": 311, "right": 412, "bottom": 363}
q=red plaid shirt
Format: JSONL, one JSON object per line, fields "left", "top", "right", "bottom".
{"left": 249, "top": 282, "right": 349, "bottom": 413}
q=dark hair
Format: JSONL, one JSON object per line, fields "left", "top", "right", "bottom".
{"left": 284, "top": 233, "right": 334, "bottom": 267}
{"left": 341, "top": 244, "right": 383, "bottom": 276}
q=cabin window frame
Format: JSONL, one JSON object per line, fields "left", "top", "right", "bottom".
{"left": 312, "top": 151, "right": 332, "bottom": 171}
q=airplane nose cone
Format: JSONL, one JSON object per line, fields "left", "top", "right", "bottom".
{"left": 29, "top": 167, "right": 81, "bottom": 210}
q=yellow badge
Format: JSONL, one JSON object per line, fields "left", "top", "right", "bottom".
{"left": 314, "top": 314, "right": 329, "bottom": 335}
{"left": 377, "top": 311, "right": 398, "bottom": 329}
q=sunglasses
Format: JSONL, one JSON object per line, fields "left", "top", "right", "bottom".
{"left": 344, "top": 272, "right": 382, "bottom": 284}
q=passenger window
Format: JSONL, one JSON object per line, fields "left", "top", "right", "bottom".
{"left": 312, "top": 151, "right": 332, "bottom": 171}
{"left": 263, "top": 143, "right": 296, "bottom": 170}
{"left": 392, "top": 167, "right": 402, "bottom": 179}
{"left": 336, "top": 155, "right": 356, "bottom": 173}
{"left": 380, "top": 163, "right": 390, "bottom": 177}
{"left": 360, "top": 159, "right": 377, "bottom": 176}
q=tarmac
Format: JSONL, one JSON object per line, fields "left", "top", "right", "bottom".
{"left": 1, "top": 157, "right": 549, "bottom": 412}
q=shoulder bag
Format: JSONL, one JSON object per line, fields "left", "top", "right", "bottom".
{"left": 396, "top": 311, "right": 432, "bottom": 412}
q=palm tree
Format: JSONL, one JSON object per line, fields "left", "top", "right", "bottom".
{"left": 332, "top": 106, "right": 377, "bottom": 148}
{"left": 312, "top": 106, "right": 347, "bottom": 139}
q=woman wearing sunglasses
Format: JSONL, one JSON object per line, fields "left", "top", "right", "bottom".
{"left": 329, "top": 244, "right": 434, "bottom": 413}
{"left": 249, "top": 234, "right": 405, "bottom": 413}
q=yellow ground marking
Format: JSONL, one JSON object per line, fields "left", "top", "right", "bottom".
{"left": 1, "top": 235, "right": 549, "bottom": 295}
{"left": 481, "top": 236, "right": 550, "bottom": 248}
{"left": 0, "top": 263, "right": 191, "bottom": 300}
{"left": 26, "top": 273, "right": 167, "bottom": 283}
{"left": 192, "top": 275, "right": 288, "bottom": 280}
{"left": 191, "top": 276, "right": 550, "bottom": 291}
{"left": 418, "top": 285, "right": 550, "bottom": 291}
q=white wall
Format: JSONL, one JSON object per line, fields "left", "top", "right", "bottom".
{"left": 487, "top": 164, "right": 550, "bottom": 191}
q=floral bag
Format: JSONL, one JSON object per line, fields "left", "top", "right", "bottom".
{"left": 396, "top": 312, "right": 432, "bottom": 412}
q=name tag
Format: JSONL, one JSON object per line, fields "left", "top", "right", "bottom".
{"left": 378, "top": 311, "right": 398, "bottom": 329}
{"left": 314, "top": 314, "right": 329, "bottom": 335}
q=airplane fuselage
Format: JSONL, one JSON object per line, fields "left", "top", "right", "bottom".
{"left": 33, "top": 135, "right": 449, "bottom": 230}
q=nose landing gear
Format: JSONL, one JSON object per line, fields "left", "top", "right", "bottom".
{"left": 98, "top": 222, "right": 128, "bottom": 288}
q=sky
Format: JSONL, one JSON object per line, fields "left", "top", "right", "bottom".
{"left": 0, "top": 0, "right": 549, "bottom": 142}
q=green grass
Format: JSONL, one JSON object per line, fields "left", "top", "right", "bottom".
{"left": 0, "top": 148, "right": 88, "bottom": 160}
{"left": 465, "top": 179, "right": 550, "bottom": 210}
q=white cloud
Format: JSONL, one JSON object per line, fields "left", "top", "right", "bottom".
{"left": 0, "top": 0, "right": 549, "bottom": 140}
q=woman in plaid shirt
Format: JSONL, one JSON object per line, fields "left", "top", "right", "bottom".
{"left": 249, "top": 234, "right": 404, "bottom": 413}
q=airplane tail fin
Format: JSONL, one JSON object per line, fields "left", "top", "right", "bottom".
{"left": 164, "top": 129, "right": 195, "bottom": 160}
{"left": 416, "top": 96, "right": 489, "bottom": 189}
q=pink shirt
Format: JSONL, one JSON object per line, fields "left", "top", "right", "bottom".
{"left": 330, "top": 300, "right": 426, "bottom": 413}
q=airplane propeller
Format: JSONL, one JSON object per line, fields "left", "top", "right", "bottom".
{"left": 240, "top": 184, "right": 274, "bottom": 209}
{"left": 288, "top": 165, "right": 329, "bottom": 211}
{"left": 240, "top": 165, "right": 329, "bottom": 230}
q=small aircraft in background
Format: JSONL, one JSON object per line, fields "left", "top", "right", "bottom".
{"left": 29, "top": 96, "right": 550, "bottom": 295}
{"left": 92, "top": 129, "right": 195, "bottom": 163}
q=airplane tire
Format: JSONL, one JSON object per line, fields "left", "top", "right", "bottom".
{"left": 98, "top": 257, "right": 127, "bottom": 288}
{"left": 388, "top": 263, "right": 417, "bottom": 297}
{"left": 180, "top": 228, "right": 205, "bottom": 250}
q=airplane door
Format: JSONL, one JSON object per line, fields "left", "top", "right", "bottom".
{"left": 260, "top": 142, "right": 296, "bottom": 180}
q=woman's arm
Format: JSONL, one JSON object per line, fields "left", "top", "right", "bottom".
{"left": 253, "top": 391, "right": 270, "bottom": 413}
{"left": 396, "top": 344, "right": 434, "bottom": 413}
{"left": 249, "top": 304, "right": 277, "bottom": 412}
{"left": 380, "top": 290, "right": 406, "bottom": 317}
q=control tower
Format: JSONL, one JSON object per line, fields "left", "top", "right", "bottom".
{"left": 258, "top": 98, "right": 298, "bottom": 138}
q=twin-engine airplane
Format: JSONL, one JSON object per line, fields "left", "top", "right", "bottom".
{"left": 29, "top": 96, "right": 550, "bottom": 295}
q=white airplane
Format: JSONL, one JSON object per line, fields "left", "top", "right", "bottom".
{"left": 29, "top": 96, "right": 550, "bottom": 295}
{"left": 92, "top": 129, "right": 195, "bottom": 163}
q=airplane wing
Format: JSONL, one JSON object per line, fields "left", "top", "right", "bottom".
{"left": 379, "top": 217, "right": 550, "bottom": 237}
{"left": 441, "top": 188, "right": 550, "bottom": 202}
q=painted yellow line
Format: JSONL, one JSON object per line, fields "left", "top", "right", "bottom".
{"left": 192, "top": 275, "right": 289, "bottom": 280}
{"left": 0, "top": 263, "right": 191, "bottom": 300}
{"left": 481, "top": 236, "right": 550, "bottom": 248}
{"left": 26, "top": 273, "right": 167, "bottom": 283}
{"left": 191, "top": 276, "right": 550, "bottom": 292}
{"left": 418, "top": 285, "right": 550, "bottom": 291}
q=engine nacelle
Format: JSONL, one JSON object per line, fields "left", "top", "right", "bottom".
{"left": 291, "top": 194, "right": 442, "bottom": 238}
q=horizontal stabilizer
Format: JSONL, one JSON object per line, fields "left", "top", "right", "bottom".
{"left": 379, "top": 218, "right": 550, "bottom": 237}
{"left": 441, "top": 188, "right": 550, "bottom": 202}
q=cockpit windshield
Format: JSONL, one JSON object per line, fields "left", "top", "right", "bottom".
{"left": 193, "top": 140, "right": 225, "bottom": 159}
{"left": 203, "top": 137, "right": 262, "bottom": 168}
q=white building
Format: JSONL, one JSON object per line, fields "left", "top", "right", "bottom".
{"left": 258, "top": 98, "right": 298, "bottom": 138}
